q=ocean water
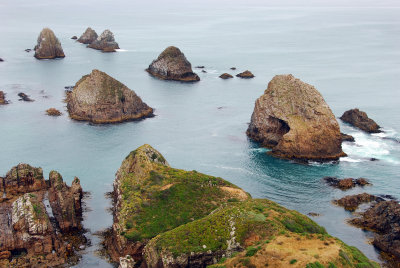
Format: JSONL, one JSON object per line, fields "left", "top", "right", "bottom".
{"left": 0, "top": 0, "right": 399, "bottom": 266}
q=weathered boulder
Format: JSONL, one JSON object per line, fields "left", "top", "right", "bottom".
{"left": 66, "top": 69, "right": 153, "bottom": 124}
{"left": 334, "top": 193, "right": 382, "bottom": 211}
{"left": 34, "top": 28, "right": 65, "bottom": 59}
{"left": 77, "top": 27, "right": 98, "bottom": 44}
{"left": 0, "top": 164, "right": 85, "bottom": 267}
{"left": 46, "top": 108, "right": 62, "bottom": 116}
{"left": 247, "top": 74, "right": 346, "bottom": 161}
{"left": 340, "top": 108, "right": 381, "bottom": 133}
{"left": 236, "top": 70, "right": 254, "bottom": 78}
{"left": 341, "top": 133, "right": 355, "bottom": 142}
{"left": 105, "top": 144, "right": 376, "bottom": 268}
{"left": 88, "top": 29, "right": 119, "bottom": 52}
{"left": 350, "top": 200, "right": 400, "bottom": 264}
{"left": 219, "top": 73, "right": 233, "bottom": 79}
{"left": 18, "top": 92, "right": 34, "bottom": 102}
{"left": 324, "top": 177, "right": 370, "bottom": 190}
{"left": 146, "top": 46, "right": 200, "bottom": 82}
{"left": 0, "top": 91, "right": 8, "bottom": 105}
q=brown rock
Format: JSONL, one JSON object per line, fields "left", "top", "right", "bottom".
{"left": 87, "top": 29, "right": 119, "bottom": 52}
{"left": 34, "top": 28, "right": 65, "bottom": 59}
{"left": 46, "top": 108, "right": 62, "bottom": 116}
{"left": 146, "top": 46, "right": 200, "bottom": 82}
{"left": 340, "top": 108, "right": 381, "bottom": 133}
{"left": 0, "top": 251, "right": 11, "bottom": 260}
{"left": 236, "top": 70, "right": 254, "bottom": 78}
{"left": 219, "top": 73, "right": 233, "bottom": 79}
{"left": 341, "top": 132, "right": 355, "bottom": 142}
{"left": 0, "top": 91, "right": 8, "bottom": 105}
{"left": 78, "top": 27, "right": 98, "bottom": 44}
{"left": 324, "top": 177, "right": 371, "bottom": 190}
{"left": 350, "top": 200, "right": 400, "bottom": 264}
{"left": 18, "top": 92, "right": 34, "bottom": 102}
{"left": 334, "top": 193, "right": 381, "bottom": 211}
{"left": 247, "top": 74, "right": 346, "bottom": 161}
{"left": 66, "top": 69, "right": 153, "bottom": 123}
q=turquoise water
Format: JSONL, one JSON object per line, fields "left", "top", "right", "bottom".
{"left": 1, "top": 0, "right": 399, "bottom": 266}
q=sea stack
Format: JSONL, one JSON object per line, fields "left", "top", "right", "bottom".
{"left": 66, "top": 69, "right": 153, "bottom": 123}
{"left": 247, "top": 74, "right": 346, "bottom": 161}
{"left": 87, "top": 29, "right": 119, "bottom": 52}
{"left": 146, "top": 46, "right": 200, "bottom": 82}
{"left": 340, "top": 108, "right": 381, "bottom": 133}
{"left": 77, "top": 27, "right": 98, "bottom": 44}
{"left": 34, "top": 28, "right": 65, "bottom": 59}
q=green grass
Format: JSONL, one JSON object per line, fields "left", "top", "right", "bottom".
{"left": 245, "top": 246, "right": 261, "bottom": 257}
{"left": 290, "top": 259, "right": 297, "bottom": 264}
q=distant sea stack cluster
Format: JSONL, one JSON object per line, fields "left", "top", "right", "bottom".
{"left": 146, "top": 46, "right": 200, "bottom": 82}
{"left": 77, "top": 27, "right": 119, "bottom": 52}
{"left": 66, "top": 69, "right": 153, "bottom": 123}
{"left": 247, "top": 74, "right": 346, "bottom": 162}
{"left": 34, "top": 28, "right": 65, "bottom": 59}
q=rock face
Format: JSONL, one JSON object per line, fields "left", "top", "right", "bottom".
{"left": 340, "top": 108, "right": 381, "bottom": 133}
{"left": 77, "top": 27, "right": 98, "bottom": 44}
{"left": 87, "top": 29, "right": 119, "bottom": 52}
{"left": 34, "top": 28, "right": 65, "bottom": 59}
{"left": 46, "top": 108, "right": 62, "bottom": 116}
{"left": 0, "top": 91, "right": 8, "bottom": 105}
{"left": 324, "top": 177, "right": 370, "bottom": 190}
{"left": 146, "top": 46, "right": 200, "bottom": 82}
{"left": 66, "top": 69, "right": 153, "bottom": 123}
{"left": 236, "top": 70, "right": 254, "bottom": 78}
{"left": 105, "top": 144, "right": 377, "bottom": 268}
{"left": 0, "top": 163, "right": 85, "bottom": 267}
{"left": 219, "top": 73, "right": 233, "bottom": 79}
{"left": 350, "top": 200, "right": 400, "bottom": 264}
{"left": 247, "top": 74, "right": 346, "bottom": 161}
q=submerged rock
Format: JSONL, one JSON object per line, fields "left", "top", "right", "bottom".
{"left": 340, "top": 108, "right": 381, "bottom": 133}
{"left": 105, "top": 144, "right": 377, "bottom": 268}
{"left": 88, "top": 29, "right": 119, "bottom": 52}
{"left": 146, "top": 46, "right": 200, "bottom": 82}
{"left": 46, "top": 108, "right": 62, "bottom": 116}
{"left": 0, "top": 163, "right": 85, "bottom": 267}
{"left": 247, "top": 74, "right": 346, "bottom": 161}
{"left": 0, "top": 91, "right": 8, "bottom": 105}
{"left": 0, "top": 58, "right": 4, "bottom": 62}
{"left": 236, "top": 70, "right": 254, "bottom": 78}
{"left": 324, "top": 177, "right": 370, "bottom": 190}
{"left": 71, "top": 36, "right": 78, "bottom": 40}
{"left": 66, "top": 69, "right": 153, "bottom": 123}
{"left": 341, "top": 132, "right": 355, "bottom": 142}
{"left": 230, "top": 67, "right": 236, "bottom": 70}
{"left": 219, "top": 73, "right": 233, "bottom": 79}
{"left": 18, "top": 92, "right": 34, "bottom": 102}
{"left": 334, "top": 193, "right": 382, "bottom": 211}
{"left": 34, "top": 28, "right": 65, "bottom": 59}
{"left": 77, "top": 27, "right": 98, "bottom": 44}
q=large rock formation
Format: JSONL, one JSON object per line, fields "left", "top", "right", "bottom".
{"left": 247, "top": 74, "right": 346, "bottom": 161}
{"left": 105, "top": 144, "right": 377, "bottom": 268}
{"left": 66, "top": 69, "right": 153, "bottom": 124}
{"left": 146, "top": 46, "right": 200, "bottom": 82}
{"left": 340, "top": 108, "right": 381, "bottom": 133}
{"left": 87, "top": 29, "right": 119, "bottom": 52}
{"left": 34, "top": 28, "right": 65, "bottom": 59}
{"left": 0, "top": 164, "right": 85, "bottom": 267}
{"left": 0, "top": 91, "right": 8, "bottom": 105}
{"left": 77, "top": 27, "right": 98, "bottom": 44}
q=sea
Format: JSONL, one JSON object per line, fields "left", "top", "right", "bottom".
{"left": 0, "top": 0, "right": 399, "bottom": 266}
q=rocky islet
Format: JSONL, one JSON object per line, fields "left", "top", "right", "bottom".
{"left": 340, "top": 108, "right": 381, "bottom": 133}
{"left": 34, "top": 28, "right": 65, "bottom": 59}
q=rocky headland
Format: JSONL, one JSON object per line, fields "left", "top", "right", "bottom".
{"left": 34, "top": 28, "right": 65, "bottom": 59}
{"left": 146, "top": 46, "right": 200, "bottom": 82}
{"left": 247, "top": 74, "right": 346, "bottom": 162}
{"left": 87, "top": 29, "right": 119, "bottom": 52}
{"left": 340, "top": 108, "right": 381, "bottom": 133}
{"left": 0, "top": 163, "right": 85, "bottom": 267}
{"left": 77, "top": 27, "right": 98, "bottom": 44}
{"left": 0, "top": 91, "right": 8, "bottom": 104}
{"left": 104, "top": 144, "right": 377, "bottom": 268}
{"left": 66, "top": 69, "right": 153, "bottom": 124}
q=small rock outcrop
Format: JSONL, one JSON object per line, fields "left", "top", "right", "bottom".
{"left": 340, "top": 108, "right": 381, "bottom": 133}
{"left": 104, "top": 144, "right": 377, "bottom": 268}
{"left": 87, "top": 29, "right": 119, "bottom": 52}
{"left": 66, "top": 69, "right": 153, "bottom": 123}
{"left": 0, "top": 91, "right": 8, "bottom": 105}
{"left": 77, "top": 27, "right": 98, "bottom": 44}
{"left": 324, "top": 177, "right": 370, "bottom": 190}
{"left": 0, "top": 58, "right": 4, "bottom": 62}
{"left": 219, "top": 73, "right": 233, "bottom": 79}
{"left": 46, "top": 108, "right": 62, "bottom": 116}
{"left": 334, "top": 193, "right": 382, "bottom": 211}
{"left": 350, "top": 200, "right": 400, "bottom": 264}
{"left": 341, "top": 133, "right": 355, "bottom": 142}
{"left": 236, "top": 70, "right": 254, "bottom": 78}
{"left": 34, "top": 28, "right": 65, "bottom": 59}
{"left": 18, "top": 92, "right": 34, "bottom": 102}
{"left": 146, "top": 46, "right": 200, "bottom": 82}
{"left": 247, "top": 74, "right": 346, "bottom": 161}
{"left": 71, "top": 36, "right": 78, "bottom": 40}
{"left": 0, "top": 163, "right": 85, "bottom": 267}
